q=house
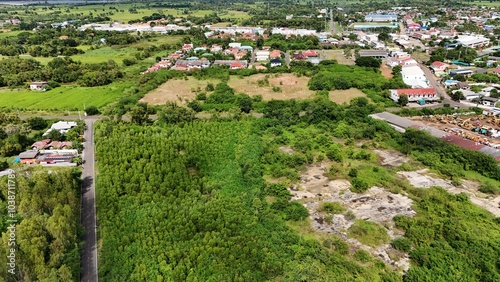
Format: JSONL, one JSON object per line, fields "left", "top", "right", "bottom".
{"left": 31, "top": 139, "right": 51, "bottom": 150}
{"left": 58, "top": 35, "right": 69, "bottom": 40}
{"left": 229, "top": 62, "right": 244, "bottom": 70}
{"left": 30, "top": 81, "right": 49, "bottom": 91}
{"left": 270, "top": 58, "right": 283, "bottom": 67}
{"left": 452, "top": 89, "right": 479, "bottom": 101}
{"left": 210, "top": 44, "right": 223, "bottom": 52}
{"left": 481, "top": 87, "right": 495, "bottom": 96}
{"left": 444, "top": 79, "right": 460, "bottom": 88}
{"left": 457, "top": 82, "right": 470, "bottom": 90}
{"left": 302, "top": 50, "right": 318, "bottom": 57}
{"left": 399, "top": 58, "right": 418, "bottom": 66}
{"left": 293, "top": 53, "right": 306, "bottom": 60}
{"left": 390, "top": 88, "right": 438, "bottom": 103}
{"left": 449, "top": 68, "right": 474, "bottom": 77}
{"left": 491, "top": 68, "right": 500, "bottom": 77}
{"left": 43, "top": 121, "right": 78, "bottom": 136}
{"left": 47, "top": 141, "right": 73, "bottom": 149}
{"left": 482, "top": 97, "right": 499, "bottom": 106}
{"left": 213, "top": 60, "right": 249, "bottom": 69}
{"left": 182, "top": 43, "right": 194, "bottom": 52}
{"left": 255, "top": 50, "right": 270, "bottom": 61}
{"left": 270, "top": 50, "right": 281, "bottom": 59}
{"left": 18, "top": 151, "right": 39, "bottom": 164}
{"left": 430, "top": 61, "right": 450, "bottom": 76}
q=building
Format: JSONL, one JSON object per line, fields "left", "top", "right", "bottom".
{"left": 482, "top": 97, "right": 499, "bottom": 107}
{"left": 43, "top": 121, "right": 78, "bottom": 136}
{"left": 302, "top": 50, "right": 318, "bottom": 57}
{"left": 455, "top": 35, "right": 490, "bottom": 48}
{"left": 18, "top": 151, "right": 39, "bottom": 164}
{"left": 358, "top": 50, "right": 387, "bottom": 59}
{"left": 452, "top": 89, "right": 479, "bottom": 101}
{"left": 364, "top": 14, "right": 397, "bottom": 22}
{"left": 401, "top": 65, "right": 428, "bottom": 88}
{"left": 270, "top": 58, "right": 283, "bottom": 67}
{"left": 30, "top": 81, "right": 49, "bottom": 91}
{"left": 430, "top": 61, "right": 450, "bottom": 76}
{"left": 255, "top": 50, "right": 270, "bottom": 61}
{"left": 270, "top": 50, "right": 281, "bottom": 59}
{"left": 449, "top": 68, "right": 474, "bottom": 77}
{"left": 390, "top": 88, "right": 438, "bottom": 103}
{"left": 213, "top": 60, "right": 249, "bottom": 69}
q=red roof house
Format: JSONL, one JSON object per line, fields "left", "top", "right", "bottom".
{"left": 390, "top": 88, "right": 438, "bottom": 102}
{"left": 302, "top": 50, "right": 318, "bottom": 57}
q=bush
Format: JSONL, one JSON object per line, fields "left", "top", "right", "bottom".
{"left": 350, "top": 177, "right": 369, "bottom": 192}
{"left": 285, "top": 201, "right": 309, "bottom": 221}
{"left": 391, "top": 237, "right": 412, "bottom": 252}
{"left": 348, "top": 220, "right": 390, "bottom": 246}
{"left": 320, "top": 202, "right": 346, "bottom": 214}
{"left": 353, "top": 249, "right": 372, "bottom": 262}
{"left": 85, "top": 106, "right": 100, "bottom": 116}
{"left": 479, "top": 181, "right": 500, "bottom": 194}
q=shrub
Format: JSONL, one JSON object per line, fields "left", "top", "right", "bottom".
{"left": 350, "top": 177, "right": 369, "bottom": 192}
{"left": 348, "top": 220, "right": 390, "bottom": 246}
{"left": 285, "top": 201, "right": 309, "bottom": 221}
{"left": 353, "top": 249, "right": 372, "bottom": 262}
{"left": 391, "top": 237, "right": 412, "bottom": 252}
{"left": 479, "top": 181, "right": 500, "bottom": 194}
{"left": 85, "top": 106, "right": 100, "bottom": 116}
{"left": 320, "top": 202, "right": 346, "bottom": 214}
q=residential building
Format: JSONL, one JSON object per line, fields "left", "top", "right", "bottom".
{"left": 43, "top": 121, "right": 78, "bottom": 136}
{"left": 18, "top": 151, "right": 39, "bottom": 164}
{"left": 452, "top": 89, "right": 479, "bottom": 100}
{"left": 455, "top": 35, "right": 490, "bottom": 48}
{"left": 270, "top": 50, "right": 281, "bottom": 59}
{"left": 255, "top": 50, "right": 270, "bottom": 61}
{"left": 482, "top": 97, "right": 499, "bottom": 106}
{"left": 30, "top": 81, "right": 49, "bottom": 91}
{"left": 430, "top": 61, "right": 450, "bottom": 76}
{"left": 213, "top": 60, "right": 249, "bottom": 69}
{"left": 390, "top": 88, "right": 438, "bottom": 103}
{"left": 358, "top": 50, "right": 387, "bottom": 59}
{"left": 270, "top": 58, "right": 283, "bottom": 67}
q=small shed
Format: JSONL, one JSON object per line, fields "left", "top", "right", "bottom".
{"left": 30, "top": 81, "right": 49, "bottom": 91}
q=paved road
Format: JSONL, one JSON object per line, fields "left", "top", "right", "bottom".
{"left": 419, "top": 63, "right": 466, "bottom": 108}
{"left": 285, "top": 52, "right": 290, "bottom": 67}
{"left": 80, "top": 118, "right": 98, "bottom": 282}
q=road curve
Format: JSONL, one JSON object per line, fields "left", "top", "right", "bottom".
{"left": 81, "top": 118, "right": 98, "bottom": 282}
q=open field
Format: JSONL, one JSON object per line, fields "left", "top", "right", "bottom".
{"left": 73, "top": 46, "right": 137, "bottom": 64}
{"left": 0, "top": 82, "right": 132, "bottom": 110}
{"left": 380, "top": 64, "right": 393, "bottom": 79}
{"left": 319, "top": 50, "right": 355, "bottom": 65}
{"left": 228, "top": 73, "right": 316, "bottom": 100}
{"left": 141, "top": 73, "right": 367, "bottom": 106}
{"left": 328, "top": 89, "right": 366, "bottom": 104}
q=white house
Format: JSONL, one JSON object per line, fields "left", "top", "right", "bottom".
{"left": 30, "top": 81, "right": 49, "bottom": 91}
{"left": 43, "top": 121, "right": 78, "bottom": 136}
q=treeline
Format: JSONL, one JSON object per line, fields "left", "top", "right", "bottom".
{"left": 0, "top": 57, "right": 122, "bottom": 87}
{"left": 95, "top": 121, "right": 399, "bottom": 281}
{"left": 0, "top": 169, "right": 82, "bottom": 281}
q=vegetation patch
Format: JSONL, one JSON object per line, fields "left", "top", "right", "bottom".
{"left": 348, "top": 219, "right": 390, "bottom": 247}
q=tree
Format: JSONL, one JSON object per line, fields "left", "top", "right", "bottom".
{"left": 392, "top": 65, "right": 402, "bottom": 76}
{"left": 355, "top": 57, "right": 381, "bottom": 68}
{"left": 451, "top": 91, "right": 465, "bottom": 101}
{"left": 27, "top": 117, "right": 47, "bottom": 130}
{"left": 129, "top": 103, "right": 150, "bottom": 125}
{"left": 85, "top": 106, "right": 100, "bottom": 116}
{"left": 377, "top": 32, "right": 390, "bottom": 42}
{"left": 399, "top": 94, "right": 409, "bottom": 106}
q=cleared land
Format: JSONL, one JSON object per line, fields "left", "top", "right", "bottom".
{"left": 380, "top": 64, "right": 393, "bottom": 79}
{"left": 328, "top": 88, "right": 366, "bottom": 104}
{"left": 141, "top": 74, "right": 367, "bottom": 105}
{"left": 320, "top": 50, "right": 355, "bottom": 65}
{"left": 0, "top": 82, "right": 132, "bottom": 110}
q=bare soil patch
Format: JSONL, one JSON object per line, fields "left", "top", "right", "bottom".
{"left": 227, "top": 73, "right": 316, "bottom": 100}
{"left": 140, "top": 77, "right": 220, "bottom": 105}
{"left": 381, "top": 64, "right": 393, "bottom": 79}
{"left": 374, "top": 150, "right": 409, "bottom": 167}
{"left": 329, "top": 88, "right": 366, "bottom": 104}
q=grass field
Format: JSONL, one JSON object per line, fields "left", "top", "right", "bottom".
{"left": 0, "top": 82, "right": 133, "bottom": 110}
{"left": 328, "top": 89, "right": 366, "bottom": 104}
{"left": 319, "top": 50, "right": 355, "bottom": 65}
{"left": 72, "top": 46, "right": 137, "bottom": 64}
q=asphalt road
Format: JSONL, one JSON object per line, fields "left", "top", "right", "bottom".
{"left": 80, "top": 118, "right": 98, "bottom": 282}
{"left": 419, "top": 63, "right": 466, "bottom": 108}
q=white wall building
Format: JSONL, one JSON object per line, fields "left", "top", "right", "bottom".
{"left": 401, "top": 65, "right": 429, "bottom": 88}
{"left": 456, "top": 35, "right": 490, "bottom": 48}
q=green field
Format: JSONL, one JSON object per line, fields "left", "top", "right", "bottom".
{"left": 72, "top": 46, "right": 138, "bottom": 64}
{"left": 0, "top": 82, "right": 133, "bottom": 110}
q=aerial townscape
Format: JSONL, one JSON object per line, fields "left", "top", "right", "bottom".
{"left": 1, "top": 0, "right": 500, "bottom": 281}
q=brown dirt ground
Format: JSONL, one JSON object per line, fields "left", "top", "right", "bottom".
{"left": 381, "top": 64, "right": 393, "bottom": 79}
{"left": 139, "top": 77, "right": 220, "bottom": 105}
{"left": 140, "top": 74, "right": 366, "bottom": 105}
{"left": 329, "top": 88, "right": 366, "bottom": 104}
{"left": 227, "top": 73, "right": 316, "bottom": 100}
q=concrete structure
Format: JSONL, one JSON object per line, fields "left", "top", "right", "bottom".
{"left": 271, "top": 27, "right": 317, "bottom": 37}
{"left": 401, "top": 65, "right": 428, "bottom": 88}
{"left": 358, "top": 50, "right": 387, "bottom": 59}
{"left": 213, "top": 60, "right": 248, "bottom": 69}
{"left": 364, "top": 14, "right": 397, "bottom": 22}
{"left": 255, "top": 50, "right": 270, "bottom": 61}
{"left": 390, "top": 88, "right": 438, "bottom": 103}
{"left": 456, "top": 35, "right": 490, "bottom": 48}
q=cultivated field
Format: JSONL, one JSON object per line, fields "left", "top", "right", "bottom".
{"left": 319, "top": 50, "right": 355, "bottom": 65}
{"left": 0, "top": 82, "right": 132, "bottom": 110}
